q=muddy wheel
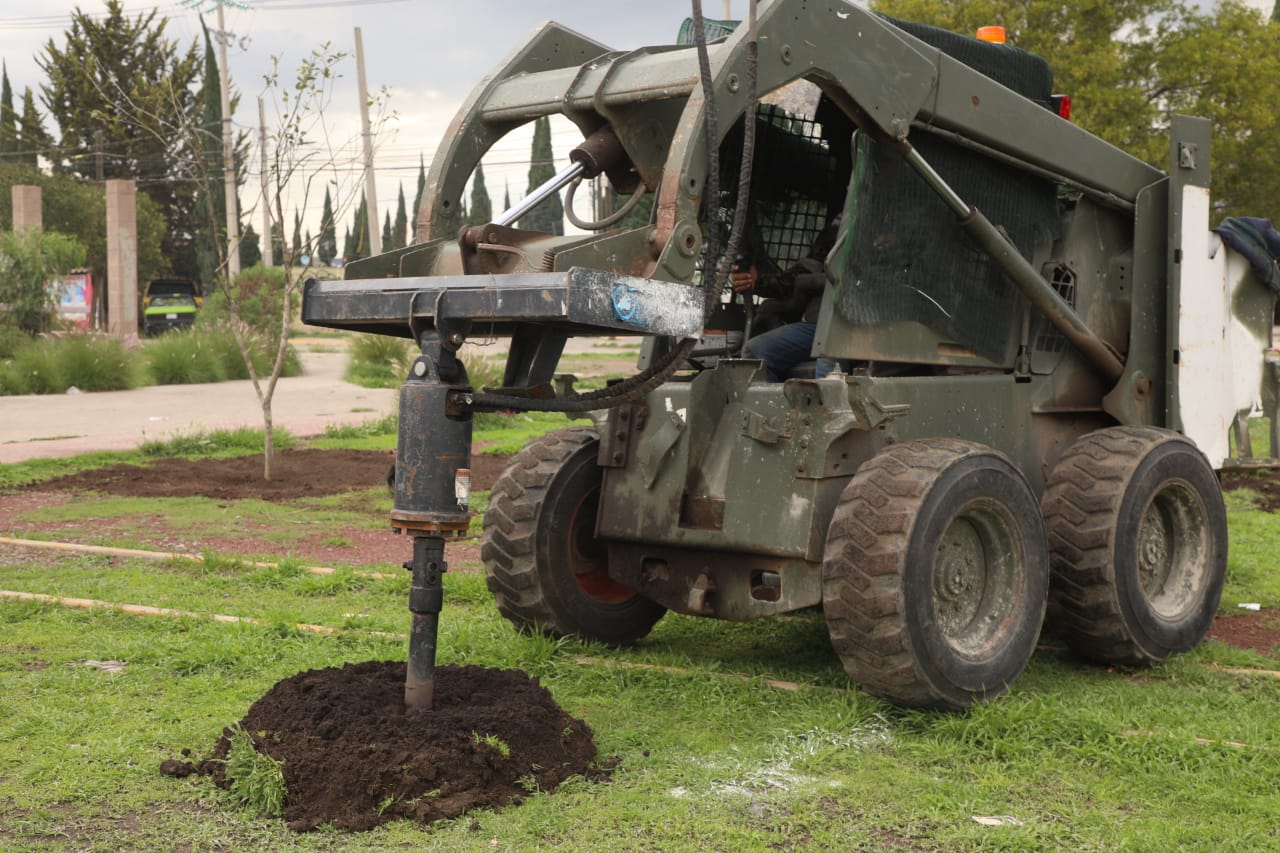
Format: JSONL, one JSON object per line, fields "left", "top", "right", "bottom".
{"left": 822, "top": 439, "right": 1049, "bottom": 710}
{"left": 481, "top": 427, "right": 665, "bottom": 645}
{"left": 1041, "top": 426, "right": 1226, "bottom": 665}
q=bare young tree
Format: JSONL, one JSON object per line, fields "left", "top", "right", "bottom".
{"left": 112, "top": 38, "right": 391, "bottom": 478}
{"left": 241, "top": 45, "right": 392, "bottom": 477}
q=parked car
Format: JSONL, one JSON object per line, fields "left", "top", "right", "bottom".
{"left": 141, "top": 278, "right": 201, "bottom": 336}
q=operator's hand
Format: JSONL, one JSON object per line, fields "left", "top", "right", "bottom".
{"left": 730, "top": 262, "right": 758, "bottom": 294}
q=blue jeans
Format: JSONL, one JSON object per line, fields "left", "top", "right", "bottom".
{"left": 743, "top": 322, "right": 847, "bottom": 382}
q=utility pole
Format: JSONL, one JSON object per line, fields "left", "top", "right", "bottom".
{"left": 217, "top": 5, "right": 240, "bottom": 278}
{"left": 258, "top": 96, "right": 273, "bottom": 267}
{"left": 94, "top": 129, "right": 104, "bottom": 182}
{"left": 355, "top": 26, "right": 381, "bottom": 256}
{"left": 723, "top": 0, "right": 732, "bottom": 18}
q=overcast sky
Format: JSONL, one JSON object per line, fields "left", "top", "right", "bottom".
{"left": 0, "top": 0, "right": 749, "bottom": 240}
{"left": 0, "top": 0, "right": 1273, "bottom": 241}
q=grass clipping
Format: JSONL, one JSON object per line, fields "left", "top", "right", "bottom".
{"left": 223, "top": 724, "right": 287, "bottom": 817}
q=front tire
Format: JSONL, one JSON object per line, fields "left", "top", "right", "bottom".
{"left": 823, "top": 439, "right": 1049, "bottom": 710}
{"left": 481, "top": 427, "right": 665, "bottom": 645}
{"left": 1041, "top": 426, "right": 1227, "bottom": 665}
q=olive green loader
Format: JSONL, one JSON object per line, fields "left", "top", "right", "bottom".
{"left": 302, "top": 0, "right": 1280, "bottom": 710}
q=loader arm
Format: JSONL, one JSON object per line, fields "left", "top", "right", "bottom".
{"left": 312, "top": 0, "right": 1159, "bottom": 393}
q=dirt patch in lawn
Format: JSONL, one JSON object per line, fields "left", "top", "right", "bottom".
{"left": 1220, "top": 467, "right": 1280, "bottom": 513}
{"left": 164, "top": 661, "right": 601, "bottom": 832}
{"left": 24, "top": 449, "right": 511, "bottom": 502}
{"left": 1209, "top": 610, "right": 1280, "bottom": 658}
{"left": 3, "top": 449, "right": 510, "bottom": 569}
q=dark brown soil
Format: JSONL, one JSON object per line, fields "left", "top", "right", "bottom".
{"left": 1208, "top": 610, "right": 1280, "bottom": 658}
{"left": 21, "top": 448, "right": 512, "bottom": 501}
{"left": 1221, "top": 468, "right": 1280, "bottom": 513}
{"left": 165, "top": 662, "right": 600, "bottom": 832}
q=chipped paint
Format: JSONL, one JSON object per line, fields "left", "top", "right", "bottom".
{"left": 1176, "top": 185, "right": 1270, "bottom": 468}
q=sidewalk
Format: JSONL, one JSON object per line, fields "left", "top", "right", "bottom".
{"left": 0, "top": 349, "right": 397, "bottom": 464}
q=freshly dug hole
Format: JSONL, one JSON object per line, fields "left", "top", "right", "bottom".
{"left": 168, "top": 661, "right": 601, "bottom": 832}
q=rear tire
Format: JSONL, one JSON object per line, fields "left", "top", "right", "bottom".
{"left": 1041, "top": 426, "right": 1227, "bottom": 665}
{"left": 481, "top": 427, "right": 665, "bottom": 645}
{"left": 822, "top": 439, "right": 1049, "bottom": 710}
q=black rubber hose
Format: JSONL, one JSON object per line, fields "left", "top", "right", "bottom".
{"left": 463, "top": 1, "right": 758, "bottom": 414}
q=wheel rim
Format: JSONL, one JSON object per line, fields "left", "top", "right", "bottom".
{"left": 1136, "top": 478, "right": 1208, "bottom": 620}
{"left": 931, "top": 499, "right": 1021, "bottom": 659}
{"left": 567, "top": 486, "right": 635, "bottom": 605}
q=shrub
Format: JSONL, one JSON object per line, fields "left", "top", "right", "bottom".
{"left": 143, "top": 328, "right": 227, "bottom": 385}
{"left": 198, "top": 265, "right": 289, "bottom": 339}
{"left": 0, "top": 229, "right": 87, "bottom": 334}
{"left": 0, "top": 334, "right": 142, "bottom": 395}
{"left": 344, "top": 333, "right": 412, "bottom": 389}
{"left": 143, "top": 323, "right": 301, "bottom": 386}
{"left": 0, "top": 326, "right": 29, "bottom": 360}
{"left": 48, "top": 334, "right": 143, "bottom": 391}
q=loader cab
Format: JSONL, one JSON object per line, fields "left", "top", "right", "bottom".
{"left": 713, "top": 18, "right": 1066, "bottom": 380}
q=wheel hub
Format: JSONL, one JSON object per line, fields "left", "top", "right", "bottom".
{"left": 568, "top": 487, "right": 634, "bottom": 605}
{"left": 932, "top": 503, "right": 1020, "bottom": 657}
{"left": 935, "top": 520, "right": 984, "bottom": 629}
{"left": 1137, "top": 480, "right": 1207, "bottom": 619}
{"left": 1138, "top": 505, "right": 1172, "bottom": 591}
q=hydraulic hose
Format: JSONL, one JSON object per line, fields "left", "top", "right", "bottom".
{"left": 463, "top": 0, "right": 760, "bottom": 414}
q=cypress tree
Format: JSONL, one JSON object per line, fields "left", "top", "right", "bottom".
{"left": 411, "top": 154, "right": 426, "bottom": 237}
{"left": 270, "top": 222, "right": 285, "bottom": 266}
{"left": 519, "top": 116, "right": 563, "bottom": 234}
{"left": 17, "top": 88, "right": 51, "bottom": 167}
{"left": 351, "top": 196, "right": 368, "bottom": 261}
{"left": 0, "top": 63, "right": 15, "bottom": 159}
{"left": 318, "top": 187, "right": 337, "bottom": 265}
{"left": 291, "top": 209, "right": 302, "bottom": 259}
{"left": 381, "top": 211, "right": 392, "bottom": 250}
{"left": 197, "top": 18, "right": 227, "bottom": 283}
{"left": 393, "top": 184, "right": 408, "bottom": 249}
{"left": 468, "top": 163, "right": 493, "bottom": 225}
{"left": 239, "top": 222, "right": 262, "bottom": 269}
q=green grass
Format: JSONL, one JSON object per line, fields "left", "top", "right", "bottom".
{"left": 473, "top": 411, "right": 588, "bottom": 454}
{"left": 223, "top": 724, "right": 287, "bottom": 817}
{"left": 3, "top": 426, "right": 1280, "bottom": 849}
{"left": 138, "top": 425, "right": 298, "bottom": 458}
{"left": 2, "top": 550, "right": 1279, "bottom": 851}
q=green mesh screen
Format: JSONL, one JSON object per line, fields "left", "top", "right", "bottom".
{"left": 676, "top": 17, "right": 740, "bottom": 45}
{"left": 829, "top": 18, "right": 1060, "bottom": 363}
{"left": 702, "top": 101, "right": 851, "bottom": 285}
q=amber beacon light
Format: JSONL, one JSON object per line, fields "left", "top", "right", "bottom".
{"left": 976, "top": 25, "right": 1006, "bottom": 43}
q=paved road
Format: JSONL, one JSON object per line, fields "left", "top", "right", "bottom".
{"left": 0, "top": 348, "right": 397, "bottom": 465}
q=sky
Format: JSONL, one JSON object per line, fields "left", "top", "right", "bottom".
{"left": 0, "top": 0, "right": 1274, "bottom": 243}
{"left": 0, "top": 0, "right": 744, "bottom": 242}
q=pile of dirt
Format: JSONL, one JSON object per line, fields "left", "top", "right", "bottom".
{"left": 163, "top": 662, "right": 601, "bottom": 832}
{"left": 25, "top": 448, "right": 511, "bottom": 501}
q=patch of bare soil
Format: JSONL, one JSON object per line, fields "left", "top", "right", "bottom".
{"left": 25, "top": 449, "right": 509, "bottom": 502}
{"left": 163, "top": 662, "right": 601, "bottom": 832}
{"left": 3, "top": 449, "right": 510, "bottom": 568}
{"left": 1221, "top": 467, "right": 1280, "bottom": 513}
{"left": 1208, "top": 610, "right": 1280, "bottom": 658}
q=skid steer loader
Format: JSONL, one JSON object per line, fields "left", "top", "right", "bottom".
{"left": 302, "top": 0, "right": 1280, "bottom": 710}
